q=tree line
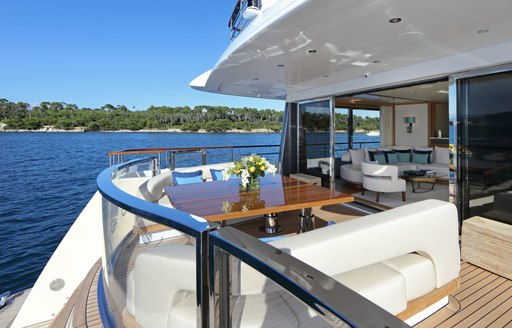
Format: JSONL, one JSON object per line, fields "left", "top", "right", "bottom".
{"left": 0, "top": 98, "right": 379, "bottom": 132}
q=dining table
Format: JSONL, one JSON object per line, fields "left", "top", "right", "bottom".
{"left": 165, "top": 174, "right": 354, "bottom": 234}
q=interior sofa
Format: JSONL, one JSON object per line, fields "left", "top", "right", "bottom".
{"left": 341, "top": 146, "right": 450, "bottom": 185}
{"left": 125, "top": 199, "right": 460, "bottom": 327}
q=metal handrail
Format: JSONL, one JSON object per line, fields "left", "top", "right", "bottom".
{"left": 107, "top": 144, "right": 281, "bottom": 168}
{"left": 228, "top": 0, "right": 261, "bottom": 40}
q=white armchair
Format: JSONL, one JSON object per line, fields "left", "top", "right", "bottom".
{"left": 361, "top": 162, "right": 406, "bottom": 202}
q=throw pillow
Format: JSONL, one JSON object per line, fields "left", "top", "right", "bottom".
{"left": 210, "top": 168, "right": 225, "bottom": 181}
{"left": 368, "top": 150, "right": 381, "bottom": 162}
{"left": 349, "top": 149, "right": 365, "bottom": 165}
{"left": 434, "top": 146, "right": 450, "bottom": 165}
{"left": 385, "top": 151, "right": 399, "bottom": 164}
{"left": 373, "top": 152, "right": 387, "bottom": 164}
{"left": 412, "top": 151, "right": 429, "bottom": 164}
{"left": 412, "top": 150, "right": 432, "bottom": 164}
{"left": 393, "top": 148, "right": 411, "bottom": 162}
{"left": 172, "top": 170, "right": 203, "bottom": 185}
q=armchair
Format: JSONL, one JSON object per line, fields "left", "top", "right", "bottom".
{"left": 361, "top": 162, "right": 406, "bottom": 202}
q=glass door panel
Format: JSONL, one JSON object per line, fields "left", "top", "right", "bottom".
{"left": 298, "top": 100, "right": 331, "bottom": 186}
{"left": 334, "top": 107, "right": 349, "bottom": 159}
{"left": 352, "top": 109, "right": 381, "bottom": 149}
{"left": 457, "top": 71, "right": 512, "bottom": 222}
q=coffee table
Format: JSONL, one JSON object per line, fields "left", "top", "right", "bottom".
{"left": 401, "top": 173, "right": 446, "bottom": 193}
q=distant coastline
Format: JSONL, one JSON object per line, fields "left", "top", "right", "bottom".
{"left": 0, "top": 122, "right": 366, "bottom": 134}
{"left": 0, "top": 124, "right": 279, "bottom": 134}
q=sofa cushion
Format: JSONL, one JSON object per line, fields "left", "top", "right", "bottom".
{"left": 412, "top": 150, "right": 431, "bottom": 164}
{"left": 369, "top": 150, "right": 386, "bottom": 164}
{"left": 382, "top": 254, "right": 436, "bottom": 301}
{"left": 172, "top": 170, "right": 203, "bottom": 185}
{"left": 434, "top": 146, "right": 450, "bottom": 165}
{"left": 385, "top": 151, "right": 399, "bottom": 164}
{"left": 393, "top": 148, "right": 411, "bottom": 162}
{"left": 364, "top": 148, "right": 376, "bottom": 162}
{"left": 210, "top": 168, "right": 225, "bottom": 181}
{"left": 167, "top": 291, "right": 300, "bottom": 328}
{"left": 349, "top": 149, "right": 365, "bottom": 167}
{"left": 334, "top": 262, "right": 407, "bottom": 314}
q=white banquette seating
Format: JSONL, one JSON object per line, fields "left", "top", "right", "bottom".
{"left": 136, "top": 162, "right": 234, "bottom": 206}
{"left": 341, "top": 146, "right": 450, "bottom": 185}
{"left": 125, "top": 199, "right": 460, "bottom": 327}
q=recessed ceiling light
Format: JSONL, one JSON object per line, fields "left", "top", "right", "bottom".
{"left": 351, "top": 61, "right": 370, "bottom": 67}
{"left": 477, "top": 28, "right": 490, "bottom": 34}
{"left": 389, "top": 17, "right": 402, "bottom": 24}
{"left": 307, "top": 49, "right": 317, "bottom": 53}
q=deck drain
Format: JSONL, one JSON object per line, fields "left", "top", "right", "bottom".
{"left": 49, "top": 278, "right": 65, "bottom": 291}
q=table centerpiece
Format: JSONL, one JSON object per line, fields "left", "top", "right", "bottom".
{"left": 225, "top": 154, "right": 277, "bottom": 192}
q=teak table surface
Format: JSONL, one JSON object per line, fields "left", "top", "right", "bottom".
{"left": 165, "top": 174, "right": 354, "bottom": 222}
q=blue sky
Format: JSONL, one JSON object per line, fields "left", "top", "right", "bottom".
{"left": 0, "top": 1, "right": 284, "bottom": 111}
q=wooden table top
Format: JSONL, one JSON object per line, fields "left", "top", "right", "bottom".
{"left": 165, "top": 174, "right": 354, "bottom": 222}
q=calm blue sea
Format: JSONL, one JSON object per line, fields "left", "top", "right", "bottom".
{"left": 0, "top": 131, "right": 378, "bottom": 293}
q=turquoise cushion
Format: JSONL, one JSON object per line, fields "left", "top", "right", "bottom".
{"left": 412, "top": 152, "right": 429, "bottom": 164}
{"left": 395, "top": 149, "right": 411, "bottom": 162}
{"left": 386, "top": 152, "right": 399, "bottom": 164}
{"left": 173, "top": 170, "right": 203, "bottom": 185}
{"left": 413, "top": 150, "right": 432, "bottom": 163}
{"left": 374, "top": 153, "right": 387, "bottom": 164}
{"left": 210, "top": 169, "right": 224, "bottom": 181}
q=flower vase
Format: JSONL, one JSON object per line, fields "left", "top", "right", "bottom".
{"left": 240, "top": 177, "right": 260, "bottom": 192}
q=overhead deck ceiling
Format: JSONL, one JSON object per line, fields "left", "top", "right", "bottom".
{"left": 191, "top": 0, "right": 512, "bottom": 102}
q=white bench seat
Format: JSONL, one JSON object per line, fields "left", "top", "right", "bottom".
{"left": 125, "top": 200, "right": 459, "bottom": 327}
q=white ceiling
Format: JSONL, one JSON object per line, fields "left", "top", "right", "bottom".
{"left": 194, "top": 0, "right": 512, "bottom": 101}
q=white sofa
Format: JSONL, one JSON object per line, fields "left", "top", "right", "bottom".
{"left": 137, "top": 162, "right": 234, "bottom": 205}
{"left": 341, "top": 146, "right": 450, "bottom": 185}
{"left": 126, "top": 199, "right": 460, "bottom": 327}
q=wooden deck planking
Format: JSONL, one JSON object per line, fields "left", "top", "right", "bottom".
{"left": 85, "top": 267, "right": 103, "bottom": 328}
{"left": 417, "top": 262, "right": 512, "bottom": 328}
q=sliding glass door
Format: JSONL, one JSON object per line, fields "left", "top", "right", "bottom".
{"left": 298, "top": 100, "right": 332, "bottom": 187}
{"left": 457, "top": 70, "right": 512, "bottom": 223}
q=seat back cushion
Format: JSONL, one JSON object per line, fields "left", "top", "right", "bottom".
{"left": 393, "top": 148, "right": 412, "bottom": 162}
{"left": 412, "top": 150, "right": 430, "bottom": 164}
{"left": 172, "top": 170, "right": 203, "bottom": 185}
{"left": 349, "top": 149, "right": 365, "bottom": 167}
{"left": 434, "top": 146, "right": 450, "bottom": 165}
{"left": 210, "top": 168, "right": 224, "bottom": 181}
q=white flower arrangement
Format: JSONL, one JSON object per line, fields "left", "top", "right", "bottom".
{"left": 224, "top": 154, "right": 277, "bottom": 189}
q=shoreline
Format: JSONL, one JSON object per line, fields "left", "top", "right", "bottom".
{"left": 0, "top": 123, "right": 360, "bottom": 134}
{"left": 0, "top": 127, "right": 281, "bottom": 133}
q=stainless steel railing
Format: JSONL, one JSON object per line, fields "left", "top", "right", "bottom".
{"left": 228, "top": 0, "right": 261, "bottom": 40}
